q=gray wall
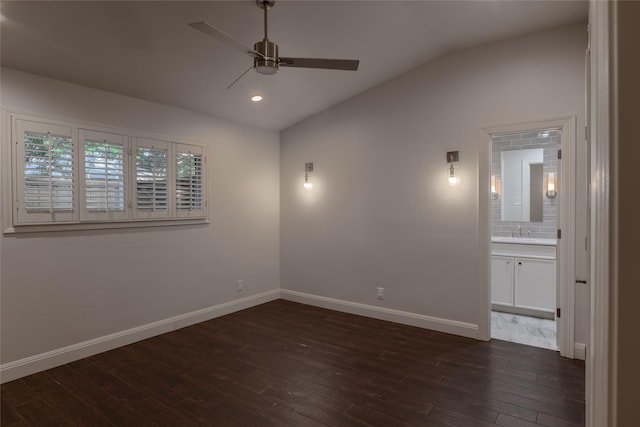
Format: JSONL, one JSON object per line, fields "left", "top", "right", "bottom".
{"left": 280, "top": 23, "right": 588, "bottom": 342}
{"left": 0, "top": 68, "right": 280, "bottom": 364}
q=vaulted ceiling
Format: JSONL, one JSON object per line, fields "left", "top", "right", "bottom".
{"left": 0, "top": 1, "right": 587, "bottom": 130}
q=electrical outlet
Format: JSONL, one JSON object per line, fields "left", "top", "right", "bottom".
{"left": 377, "top": 287, "right": 384, "bottom": 300}
{"left": 237, "top": 280, "right": 243, "bottom": 292}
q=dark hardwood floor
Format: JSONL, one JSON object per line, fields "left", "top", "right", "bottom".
{"left": 1, "top": 300, "right": 585, "bottom": 426}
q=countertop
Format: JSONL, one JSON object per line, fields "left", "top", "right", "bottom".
{"left": 491, "top": 236, "right": 557, "bottom": 246}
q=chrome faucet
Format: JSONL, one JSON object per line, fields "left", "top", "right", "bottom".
{"left": 527, "top": 230, "right": 532, "bottom": 238}
{"left": 517, "top": 224, "right": 522, "bottom": 237}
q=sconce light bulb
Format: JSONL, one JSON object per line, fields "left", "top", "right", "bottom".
{"left": 490, "top": 175, "right": 500, "bottom": 199}
{"left": 448, "top": 164, "right": 458, "bottom": 185}
{"left": 546, "top": 172, "right": 557, "bottom": 198}
{"left": 303, "top": 171, "right": 313, "bottom": 190}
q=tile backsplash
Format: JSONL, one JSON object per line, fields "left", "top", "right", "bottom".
{"left": 491, "top": 130, "right": 558, "bottom": 239}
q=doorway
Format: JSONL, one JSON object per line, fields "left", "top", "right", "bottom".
{"left": 489, "top": 128, "right": 560, "bottom": 350}
{"left": 479, "top": 116, "right": 576, "bottom": 358}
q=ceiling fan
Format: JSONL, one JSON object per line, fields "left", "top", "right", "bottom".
{"left": 189, "top": 0, "right": 360, "bottom": 89}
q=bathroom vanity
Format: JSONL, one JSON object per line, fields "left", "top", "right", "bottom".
{"left": 491, "top": 237, "right": 557, "bottom": 319}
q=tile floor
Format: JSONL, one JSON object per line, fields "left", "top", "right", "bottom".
{"left": 491, "top": 311, "right": 558, "bottom": 350}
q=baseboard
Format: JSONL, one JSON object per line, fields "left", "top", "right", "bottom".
{"left": 0, "top": 289, "right": 280, "bottom": 384}
{"left": 574, "top": 342, "right": 586, "bottom": 360}
{"left": 280, "top": 289, "right": 479, "bottom": 339}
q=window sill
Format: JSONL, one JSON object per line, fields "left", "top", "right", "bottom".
{"left": 3, "top": 218, "right": 209, "bottom": 234}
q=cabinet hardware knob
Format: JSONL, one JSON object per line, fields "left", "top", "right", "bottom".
{"left": 518, "top": 261, "right": 522, "bottom": 265}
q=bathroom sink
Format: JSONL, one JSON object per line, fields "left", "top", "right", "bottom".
{"left": 491, "top": 236, "right": 557, "bottom": 246}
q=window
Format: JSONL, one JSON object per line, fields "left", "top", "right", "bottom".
{"left": 175, "top": 144, "right": 204, "bottom": 218}
{"left": 80, "top": 130, "right": 129, "bottom": 221}
{"left": 9, "top": 114, "right": 207, "bottom": 230}
{"left": 15, "top": 119, "right": 76, "bottom": 224}
{"left": 133, "top": 137, "right": 170, "bottom": 219}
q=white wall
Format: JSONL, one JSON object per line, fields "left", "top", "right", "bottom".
{"left": 280, "top": 23, "right": 588, "bottom": 346}
{"left": 0, "top": 68, "right": 280, "bottom": 364}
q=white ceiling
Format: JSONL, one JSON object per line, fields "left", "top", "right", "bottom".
{"left": 0, "top": 1, "right": 587, "bottom": 131}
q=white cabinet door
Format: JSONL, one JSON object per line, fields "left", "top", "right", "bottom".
{"left": 514, "top": 258, "right": 556, "bottom": 312}
{"left": 491, "top": 256, "right": 514, "bottom": 306}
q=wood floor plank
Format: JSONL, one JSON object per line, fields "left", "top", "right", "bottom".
{"left": 370, "top": 373, "right": 501, "bottom": 423}
{"left": 536, "top": 412, "right": 585, "bottom": 427}
{"left": 0, "top": 300, "right": 585, "bottom": 426}
{"left": 345, "top": 402, "right": 416, "bottom": 427}
{"left": 426, "top": 406, "right": 499, "bottom": 427}
{"left": 171, "top": 398, "right": 236, "bottom": 426}
{"left": 130, "top": 397, "right": 199, "bottom": 427}
{"left": 11, "top": 399, "right": 70, "bottom": 427}
{"left": 259, "top": 384, "right": 356, "bottom": 427}
{"left": 90, "top": 397, "right": 156, "bottom": 426}
{"left": 70, "top": 363, "right": 147, "bottom": 404}
{"left": 0, "top": 395, "right": 23, "bottom": 426}
{"left": 495, "top": 413, "right": 540, "bottom": 427}
{"left": 31, "top": 381, "right": 111, "bottom": 426}
{"left": 107, "top": 361, "right": 188, "bottom": 407}
{"left": 45, "top": 365, "right": 112, "bottom": 404}
{"left": 18, "top": 372, "right": 53, "bottom": 390}
{"left": 0, "top": 380, "right": 35, "bottom": 408}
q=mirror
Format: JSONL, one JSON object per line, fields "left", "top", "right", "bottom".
{"left": 500, "top": 148, "right": 544, "bottom": 222}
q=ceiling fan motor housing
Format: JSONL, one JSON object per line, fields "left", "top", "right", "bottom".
{"left": 254, "top": 40, "right": 279, "bottom": 74}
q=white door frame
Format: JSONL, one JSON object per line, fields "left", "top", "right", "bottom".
{"left": 587, "top": 0, "right": 612, "bottom": 425}
{"left": 479, "top": 116, "right": 576, "bottom": 359}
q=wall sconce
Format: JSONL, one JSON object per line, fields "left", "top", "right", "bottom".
{"left": 491, "top": 175, "right": 500, "bottom": 200}
{"left": 447, "top": 151, "right": 459, "bottom": 185}
{"left": 546, "top": 172, "right": 557, "bottom": 198}
{"left": 303, "top": 162, "right": 313, "bottom": 190}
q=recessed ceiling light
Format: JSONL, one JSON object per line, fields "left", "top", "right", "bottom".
{"left": 251, "top": 95, "right": 263, "bottom": 102}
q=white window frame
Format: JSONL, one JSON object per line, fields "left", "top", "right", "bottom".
{"left": 79, "top": 129, "right": 130, "bottom": 222}
{"left": 132, "top": 137, "right": 171, "bottom": 220}
{"left": 2, "top": 110, "right": 208, "bottom": 233}
{"left": 174, "top": 143, "right": 206, "bottom": 219}
{"left": 13, "top": 118, "right": 78, "bottom": 224}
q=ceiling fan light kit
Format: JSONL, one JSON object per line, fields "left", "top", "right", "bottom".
{"left": 189, "top": 0, "right": 359, "bottom": 87}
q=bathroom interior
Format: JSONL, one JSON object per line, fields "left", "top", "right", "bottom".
{"left": 490, "top": 128, "right": 559, "bottom": 350}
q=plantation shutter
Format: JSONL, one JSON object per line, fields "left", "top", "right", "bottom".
{"left": 132, "top": 137, "right": 170, "bottom": 219}
{"left": 15, "top": 119, "right": 77, "bottom": 224}
{"left": 79, "top": 129, "right": 130, "bottom": 221}
{"left": 174, "top": 143, "right": 205, "bottom": 218}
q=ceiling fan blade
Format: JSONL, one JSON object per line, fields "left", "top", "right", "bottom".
{"left": 279, "top": 57, "right": 359, "bottom": 71}
{"left": 226, "top": 65, "right": 254, "bottom": 90}
{"left": 189, "top": 21, "right": 264, "bottom": 59}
